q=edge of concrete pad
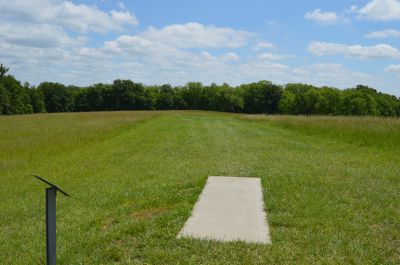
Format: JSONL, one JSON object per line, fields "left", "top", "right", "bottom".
{"left": 177, "top": 176, "right": 271, "bottom": 244}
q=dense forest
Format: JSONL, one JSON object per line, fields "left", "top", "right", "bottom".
{"left": 1, "top": 64, "right": 399, "bottom": 116}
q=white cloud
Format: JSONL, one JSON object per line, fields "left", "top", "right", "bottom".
{"left": 253, "top": 40, "right": 275, "bottom": 50}
{"left": 104, "top": 35, "right": 156, "bottom": 53}
{"left": 103, "top": 34, "right": 181, "bottom": 70}
{"left": 305, "top": 9, "right": 339, "bottom": 24}
{"left": 140, "top": 23, "right": 254, "bottom": 48}
{"left": 198, "top": 51, "right": 239, "bottom": 63}
{"left": 308, "top": 41, "right": 400, "bottom": 59}
{"left": 365, "top": 29, "right": 400, "bottom": 38}
{"left": 109, "top": 10, "right": 136, "bottom": 26}
{"left": 385, "top": 64, "right": 400, "bottom": 73}
{"left": 237, "top": 62, "right": 290, "bottom": 84}
{"left": 0, "top": 0, "right": 138, "bottom": 33}
{"left": 355, "top": 0, "right": 400, "bottom": 21}
{"left": 0, "top": 23, "right": 84, "bottom": 48}
{"left": 0, "top": 2, "right": 396, "bottom": 96}
{"left": 2, "top": 37, "right": 392, "bottom": 94}
{"left": 221, "top": 52, "right": 240, "bottom": 61}
{"left": 291, "top": 63, "right": 381, "bottom": 89}
{"left": 258, "top": 53, "right": 293, "bottom": 61}
{"left": 308, "top": 42, "right": 344, "bottom": 55}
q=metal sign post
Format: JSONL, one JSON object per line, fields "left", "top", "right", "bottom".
{"left": 34, "top": 175, "right": 70, "bottom": 265}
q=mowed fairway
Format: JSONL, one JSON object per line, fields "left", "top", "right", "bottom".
{"left": 0, "top": 111, "right": 399, "bottom": 264}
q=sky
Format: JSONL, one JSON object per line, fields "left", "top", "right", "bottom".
{"left": 0, "top": 0, "right": 400, "bottom": 96}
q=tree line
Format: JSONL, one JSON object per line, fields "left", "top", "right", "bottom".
{"left": 1, "top": 64, "right": 399, "bottom": 116}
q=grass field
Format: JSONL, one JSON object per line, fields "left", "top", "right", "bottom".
{"left": 0, "top": 111, "right": 399, "bottom": 264}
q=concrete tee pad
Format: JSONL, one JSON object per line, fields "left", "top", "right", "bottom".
{"left": 178, "top": 176, "right": 271, "bottom": 244}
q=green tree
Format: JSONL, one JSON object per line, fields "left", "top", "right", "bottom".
{"left": 240, "top": 81, "right": 282, "bottom": 114}
{"left": 143, "top": 86, "right": 160, "bottom": 110}
{"left": 28, "top": 87, "right": 46, "bottom": 113}
{"left": 157, "top": 84, "right": 174, "bottom": 110}
{"left": 38, "top": 82, "right": 75, "bottom": 112}
{"left": 279, "top": 90, "right": 296, "bottom": 114}
{"left": 182, "top": 82, "right": 204, "bottom": 109}
{"left": 110, "top": 80, "right": 146, "bottom": 110}
{"left": 0, "top": 76, "right": 33, "bottom": 114}
{"left": 0, "top": 83, "right": 11, "bottom": 114}
{"left": 0, "top": 63, "right": 9, "bottom": 78}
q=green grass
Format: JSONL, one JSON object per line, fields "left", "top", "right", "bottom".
{"left": 0, "top": 111, "right": 399, "bottom": 264}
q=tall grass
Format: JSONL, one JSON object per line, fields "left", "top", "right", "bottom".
{"left": 0, "top": 111, "right": 159, "bottom": 170}
{"left": 242, "top": 115, "right": 400, "bottom": 149}
{"left": 0, "top": 111, "right": 399, "bottom": 264}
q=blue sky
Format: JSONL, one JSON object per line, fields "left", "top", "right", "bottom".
{"left": 0, "top": 0, "right": 399, "bottom": 95}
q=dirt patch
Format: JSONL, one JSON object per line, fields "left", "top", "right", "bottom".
{"left": 131, "top": 207, "right": 169, "bottom": 221}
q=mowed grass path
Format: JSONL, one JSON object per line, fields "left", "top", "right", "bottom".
{"left": 0, "top": 111, "right": 399, "bottom": 264}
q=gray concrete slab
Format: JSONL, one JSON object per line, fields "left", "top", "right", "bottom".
{"left": 177, "top": 176, "right": 271, "bottom": 244}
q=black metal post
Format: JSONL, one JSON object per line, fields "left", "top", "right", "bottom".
{"left": 34, "top": 175, "right": 70, "bottom": 265}
{"left": 46, "top": 187, "right": 57, "bottom": 265}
